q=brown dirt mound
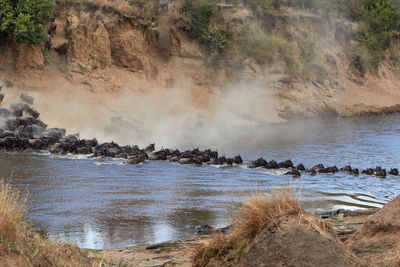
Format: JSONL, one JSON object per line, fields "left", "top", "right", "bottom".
{"left": 346, "top": 195, "right": 400, "bottom": 266}
{"left": 240, "top": 228, "right": 351, "bottom": 267}
{"left": 193, "top": 193, "right": 359, "bottom": 267}
{"left": 346, "top": 196, "right": 400, "bottom": 250}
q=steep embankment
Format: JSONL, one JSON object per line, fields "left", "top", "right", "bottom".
{"left": 1, "top": 0, "right": 400, "bottom": 146}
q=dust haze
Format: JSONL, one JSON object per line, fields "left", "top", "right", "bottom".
{"left": 3, "top": 76, "right": 287, "bottom": 154}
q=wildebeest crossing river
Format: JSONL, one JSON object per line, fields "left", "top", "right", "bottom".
{"left": 1, "top": 111, "right": 399, "bottom": 249}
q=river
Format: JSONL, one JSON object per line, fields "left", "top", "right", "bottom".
{"left": 1, "top": 114, "right": 399, "bottom": 249}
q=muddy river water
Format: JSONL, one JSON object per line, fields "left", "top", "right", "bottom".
{"left": 1, "top": 114, "right": 399, "bottom": 249}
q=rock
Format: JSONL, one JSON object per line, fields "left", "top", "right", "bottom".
{"left": 0, "top": 93, "right": 4, "bottom": 103}
{"left": 352, "top": 168, "right": 359, "bottom": 175}
{"left": 310, "top": 169, "right": 317, "bottom": 175}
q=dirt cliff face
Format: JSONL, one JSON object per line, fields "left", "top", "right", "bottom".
{"left": 0, "top": 42, "right": 44, "bottom": 70}
{"left": 1, "top": 1, "right": 400, "bottom": 123}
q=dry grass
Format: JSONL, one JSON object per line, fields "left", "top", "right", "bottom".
{"left": 193, "top": 190, "right": 332, "bottom": 267}
{"left": 0, "top": 178, "right": 101, "bottom": 267}
{"left": 59, "top": 0, "right": 157, "bottom": 18}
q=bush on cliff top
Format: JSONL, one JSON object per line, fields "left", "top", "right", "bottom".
{"left": 0, "top": 0, "right": 55, "bottom": 45}
{"left": 180, "top": 0, "right": 234, "bottom": 64}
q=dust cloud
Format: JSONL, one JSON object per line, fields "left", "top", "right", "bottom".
{"left": 4, "top": 76, "right": 285, "bottom": 154}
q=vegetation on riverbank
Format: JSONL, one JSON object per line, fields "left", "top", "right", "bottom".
{"left": 1, "top": 0, "right": 398, "bottom": 77}
{"left": 0, "top": 178, "right": 99, "bottom": 267}
{"left": 176, "top": 0, "right": 400, "bottom": 72}
{"left": 192, "top": 191, "right": 357, "bottom": 267}
{"left": 0, "top": 0, "right": 55, "bottom": 45}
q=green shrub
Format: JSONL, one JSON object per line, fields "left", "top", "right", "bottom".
{"left": 180, "top": 0, "right": 234, "bottom": 64}
{"left": 297, "top": 29, "right": 317, "bottom": 75}
{"left": 0, "top": 0, "right": 55, "bottom": 45}
{"left": 349, "top": 0, "right": 400, "bottom": 72}
{"left": 239, "top": 24, "right": 294, "bottom": 65}
{"left": 180, "top": 0, "right": 218, "bottom": 39}
{"left": 200, "top": 25, "right": 234, "bottom": 64}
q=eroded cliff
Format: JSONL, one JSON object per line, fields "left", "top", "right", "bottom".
{"left": 1, "top": 0, "right": 400, "bottom": 146}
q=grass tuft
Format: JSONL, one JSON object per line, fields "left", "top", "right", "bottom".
{"left": 0, "top": 178, "right": 100, "bottom": 267}
{"left": 193, "top": 190, "right": 331, "bottom": 267}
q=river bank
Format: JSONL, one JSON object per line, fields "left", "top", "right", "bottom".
{"left": 94, "top": 208, "right": 378, "bottom": 267}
